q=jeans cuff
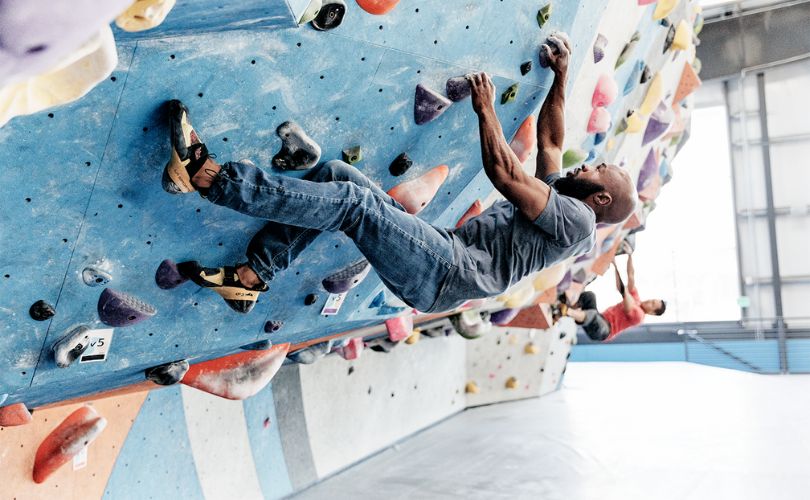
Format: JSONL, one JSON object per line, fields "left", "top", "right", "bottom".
{"left": 246, "top": 254, "right": 277, "bottom": 285}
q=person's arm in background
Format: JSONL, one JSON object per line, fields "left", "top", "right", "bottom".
{"left": 535, "top": 34, "right": 571, "bottom": 181}
{"left": 625, "top": 244, "right": 637, "bottom": 294}
{"left": 613, "top": 260, "right": 636, "bottom": 314}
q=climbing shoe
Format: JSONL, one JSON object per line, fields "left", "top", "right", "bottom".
{"left": 177, "top": 261, "right": 268, "bottom": 314}
{"left": 162, "top": 100, "right": 214, "bottom": 195}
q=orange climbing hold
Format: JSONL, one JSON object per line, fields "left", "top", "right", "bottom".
{"left": 33, "top": 405, "right": 107, "bottom": 483}
{"left": 672, "top": 62, "right": 702, "bottom": 107}
{"left": 456, "top": 200, "right": 483, "bottom": 228}
{"left": 509, "top": 115, "right": 537, "bottom": 163}
{"left": 356, "top": 0, "right": 400, "bottom": 15}
{"left": 387, "top": 164, "right": 449, "bottom": 214}
{"left": 0, "top": 402, "right": 32, "bottom": 427}
{"left": 182, "top": 344, "right": 290, "bottom": 400}
{"left": 385, "top": 315, "right": 414, "bottom": 342}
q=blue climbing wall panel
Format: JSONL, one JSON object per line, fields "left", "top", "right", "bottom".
{"left": 0, "top": 0, "right": 693, "bottom": 408}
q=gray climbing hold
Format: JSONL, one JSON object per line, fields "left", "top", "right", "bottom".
{"left": 414, "top": 84, "right": 452, "bottom": 125}
{"left": 52, "top": 325, "right": 91, "bottom": 368}
{"left": 145, "top": 360, "right": 189, "bottom": 385}
{"left": 29, "top": 300, "right": 55, "bottom": 321}
{"left": 445, "top": 76, "right": 471, "bottom": 102}
{"left": 241, "top": 340, "right": 273, "bottom": 351}
{"left": 663, "top": 24, "right": 676, "bottom": 53}
{"left": 593, "top": 33, "right": 607, "bottom": 63}
{"left": 264, "top": 320, "right": 284, "bottom": 333}
{"left": 82, "top": 266, "right": 112, "bottom": 287}
{"left": 304, "top": 293, "right": 319, "bottom": 306}
{"left": 520, "top": 61, "right": 532, "bottom": 76}
{"left": 388, "top": 152, "right": 413, "bottom": 176}
{"left": 155, "top": 259, "right": 189, "bottom": 289}
{"left": 366, "top": 337, "right": 399, "bottom": 353}
{"left": 288, "top": 341, "right": 332, "bottom": 364}
{"left": 501, "top": 83, "right": 519, "bottom": 105}
{"left": 341, "top": 146, "right": 363, "bottom": 165}
{"left": 311, "top": 0, "right": 346, "bottom": 31}
{"left": 640, "top": 64, "right": 652, "bottom": 84}
{"left": 298, "top": 0, "right": 322, "bottom": 24}
{"left": 272, "top": 121, "right": 321, "bottom": 170}
{"left": 97, "top": 288, "right": 156, "bottom": 327}
{"left": 322, "top": 259, "right": 371, "bottom": 294}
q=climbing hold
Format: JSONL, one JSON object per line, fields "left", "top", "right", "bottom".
{"left": 556, "top": 270, "right": 573, "bottom": 294}
{"left": 272, "top": 121, "right": 321, "bottom": 170}
{"left": 414, "top": 84, "right": 452, "bottom": 125}
{"left": 637, "top": 0, "right": 655, "bottom": 5}
{"left": 643, "top": 104, "right": 672, "bottom": 146}
{"left": 366, "top": 337, "right": 399, "bottom": 353}
{"left": 455, "top": 200, "right": 483, "bottom": 228}
{"left": 465, "top": 381, "right": 479, "bottom": 394}
{"left": 29, "top": 300, "right": 55, "bottom": 321}
{"left": 145, "top": 359, "right": 189, "bottom": 385}
{"left": 422, "top": 324, "right": 453, "bottom": 338}
{"left": 640, "top": 64, "right": 652, "bottom": 84}
{"left": 501, "top": 83, "right": 519, "bottom": 105}
{"left": 663, "top": 24, "right": 676, "bottom": 53}
{"left": 356, "top": 0, "right": 400, "bottom": 15}
{"left": 587, "top": 107, "right": 611, "bottom": 134}
{"left": 298, "top": 0, "right": 323, "bottom": 24}
{"left": 445, "top": 76, "right": 471, "bottom": 102}
{"left": 536, "top": 3, "right": 552, "bottom": 28}
{"left": 585, "top": 149, "right": 597, "bottom": 163}
{"left": 97, "top": 288, "right": 156, "bottom": 327}
{"left": 387, "top": 164, "right": 449, "bottom": 215}
{"left": 490, "top": 308, "right": 519, "bottom": 326}
{"left": 336, "top": 337, "right": 364, "bottom": 360}
{"left": 672, "top": 61, "right": 701, "bottom": 106}
{"left": 525, "top": 342, "right": 540, "bottom": 355}
{"left": 653, "top": 0, "right": 678, "bottom": 20}
{"left": 509, "top": 116, "right": 537, "bottom": 164}
{"left": 640, "top": 73, "right": 662, "bottom": 115}
{"left": 616, "top": 110, "right": 643, "bottom": 134}
{"left": 241, "top": 340, "right": 273, "bottom": 351}
{"left": 385, "top": 315, "right": 414, "bottom": 342}
{"left": 155, "top": 259, "right": 189, "bottom": 289}
{"left": 311, "top": 0, "right": 346, "bottom": 30}
{"left": 322, "top": 259, "right": 371, "bottom": 294}
{"left": 405, "top": 329, "right": 421, "bottom": 344}
{"left": 606, "top": 138, "right": 615, "bottom": 151}
{"left": 450, "top": 310, "right": 492, "bottom": 339}
{"left": 520, "top": 61, "right": 533, "bottom": 75}
{"left": 624, "top": 60, "right": 643, "bottom": 95}
{"left": 341, "top": 146, "right": 363, "bottom": 165}
{"left": 287, "top": 341, "right": 331, "bottom": 364}
{"left": 659, "top": 17, "right": 671, "bottom": 27}
{"left": 388, "top": 152, "right": 413, "bottom": 177}
{"left": 615, "top": 31, "right": 640, "bottom": 68}
{"left": 183, "top": 344, "right": 289, "bottom": 399}
{"left": 52, "top": 325, "right": 91, "bottom": 368}
{"left": 592, "top": 74, "right": 617, "bottom": 108}
{"left": 0, "top": 403, "right": 33, "bottom": 427}
{"left": 304, "top": 293, "right": 319, "bottom": 306}
{"left": 82, "top": 266, "right": 112, "bottom": 287}
{"left": 593, "top": 33, "right": 607, "bottom": 63}
{"left": 694, "top": 13, "right": 705, "bottom": 35}
{"left": 572, "top": 268, "right": 589, "bottom": 284}
{"left": 264, "top": 320, "right": 284, "bottom": 333}
{"left": 562, "top": 148, "right": 587, "bottom": 169}
{"left": 693, "top": 58, "right": 702, "bottom": 74}
{"left": 369, "top": 290, "right": 386, "bottom": 308}
{"left": 638, "top": 149, "right": 659, "bottom": 192}
{"left": 505, "top": 377, "right": 518, "bottom": 389}
{"left": 594, "top": 132, "right": 606, "bottom": 145}
{"left": 115, "top": 0, "right": 176, "bottom": 32}
{"left": 33, "top": 405, "right": 107, "bottom": 483}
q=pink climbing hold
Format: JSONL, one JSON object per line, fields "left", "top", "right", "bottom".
{"left": 337, "top": 337, "right": 364, "bottom": 360}
{"left": 0, "top": 402, "right": 33, "bottom": 427}
{"left": 509, "top": 115, "right": 537, "bottom": 164}
{"left": 33, "top": 405, "right": 107, "bottom": 483}
{"left": 385, "top": 315, "right": 414, "bottom": 342}
{"left": 414, "top": 84, "right": 452, "bottom": 125}
{"left": 638, "top": 0, "right": 656, "bottom": 5}
{"left": 592, "top": 74, "right": 618, "bottom": 108}
{"left": 181, "top": 344, "right": 290, "bottom": 400}
{"left": 456, "top": 200, "right": 483, "bottom": 228}
{"left": 587, "top": 107, "right": 611, "bottom": 134}
{"left": 387, "top": 164, "right": 449, "bottom": 214}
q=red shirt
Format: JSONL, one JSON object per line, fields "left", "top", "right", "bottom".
{"left": 602, "top": 288, "right": 645, "bottom": 341}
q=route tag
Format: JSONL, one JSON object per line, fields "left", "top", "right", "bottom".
{"left": 321, "top": 292, "right": 347, "bottom": 316}
{"left": 79, "top": 328, "right": 115, "bottom": 363}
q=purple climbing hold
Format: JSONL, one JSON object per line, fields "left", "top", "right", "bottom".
{"left": 593, "top": 33, "right": 607, "bottom": 63}
{"left": 490, "top": 308, "right": 519, "bottom": 326}
{"left": 637, "top": 149, "right": 659, "bottom": 192}
{"left": 556, "top": 270, "right": 573, "bottom": 294}
{"left": 97, "top": 288, "right": 156, "bottom": 327}
{"left": 388, "top": 152, "right": 413, "bottom": 177}
{"left": 446, "top": 76, "right": 471, "bottom": 102}
{"left": 322, "top": 259, "right": 371, "bottom": 294}
{"left": 29, "top": 300, "right": 55, "bottom": 321}
{"left": 642, "top": 106, "right": 671, "bottom": 146}
{"left": 415, "top": 84, "right": 452, "bottom": 125}
{"left": 572, "top": 268, "right": 589, "bottom": 284}
{"left": 155, "top": 259, "right": 189, "bottom": 289}
{"left": 264, "top": 320, "right": 284, "bottom": 333}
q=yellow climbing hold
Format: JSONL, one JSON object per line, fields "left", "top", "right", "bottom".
{"left": 653, "top": 0, "right": 679, "bottom": 20}
{"left": 524, "top": 342, "right": 539, "bottom": 355}
{"left": 500, "top": 282, "right": 535, "bottom": 308}
{"left": 606, "top": 138, "right": 615, "bottom": 151}
{"left": 465, "top": 381, "right": 480, "bottom": 394}
{"left": 639, "top": 73, "right": 662, "bottom": 115}
{"left": 533, "top": 261, "right": 568, "bottom": 291}
{"left": 626, "top": 112, "right": 644, "bottom": 133}
{"left": 505, "top": 377, "right": 519, "bottom": 389}
{"left": 405, "top": 329, "right": 421, "bottom": 344}
{"left": 671, "top": 19, "right": 692, "bottom": 51}
{"left": 116, "top": 0, "right": 176, "bottom": 32}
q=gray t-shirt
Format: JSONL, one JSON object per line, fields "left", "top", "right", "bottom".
{"left": 429, "top": 173, "right": 596, "bottom": 312}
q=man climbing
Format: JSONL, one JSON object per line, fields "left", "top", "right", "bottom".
{"left": 160, "top": 33, "right": 637, "bottom": 314}
{"left": 562, "top": 242, "right": 666, "bottom": 341}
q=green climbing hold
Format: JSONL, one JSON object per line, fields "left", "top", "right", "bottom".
{"left": 615, "top": 31, "right": 640, "bottom": 69}
{"left": 562, "top": 148, "right": 587, "bottom": 169}
{"left": 342, "top": 146, "right": 363, "bottom": 165}
{"left": 536, "top": 3, "right": 552, "bottom": 28}
{"left": 501, "top": 83, "right": 519, "bottom": 105}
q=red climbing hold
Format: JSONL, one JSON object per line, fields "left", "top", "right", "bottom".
{"left": 385, "top": 315, "right": 414, "bottom": 342}
{"left": 672, "top": 62, "right": 702, "bottom": 107}
{"left": 456, "top": 200, "right": 483, "bottom": 228}
{"left": 387, "top": 164, "right": 449, "bottom": 215}
{"left": 587, "top": 107, "right": 611, "bottom": 134}
{"left": 356, "top": 0, "right": 400, "bottom": 15}
{"left": 414, "top": 84, "right": 452, "bottom": 125}
{"left": 33, "top": 405, "right": 107, "bottom": 483}
{"left": 592, "top": 74, "right": 618, "bottom": 108}
{"left": 0, "top": 402, "right": 32, "bottom": 427}
{"left": 509, "top": 115, "right": 537, "bottom": 164}
{"left": 182, "top": 343, "right": 290, "bottom": 400}
{"left": 337, "top": 337, "right": 364, "bottom": 360}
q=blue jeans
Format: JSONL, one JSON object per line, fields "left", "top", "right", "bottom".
{"left": 206, "top": 160, "right": 456, "bottom": 312}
